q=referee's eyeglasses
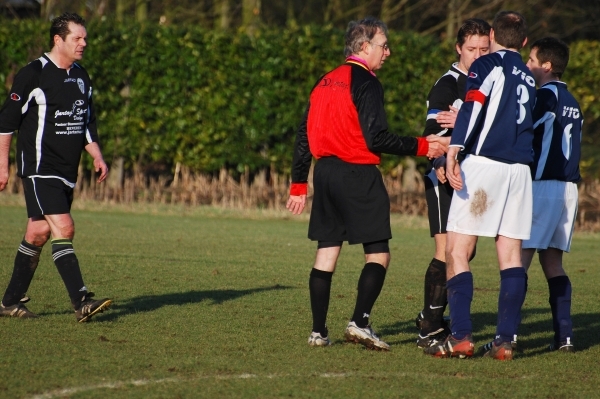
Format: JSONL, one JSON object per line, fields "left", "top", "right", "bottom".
{"left": 370, "top": 42, "right": 390, "bottom": 51}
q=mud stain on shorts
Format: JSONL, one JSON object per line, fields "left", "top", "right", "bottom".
{"left": 470, "top": 188, "right": 491, "bottom": 217}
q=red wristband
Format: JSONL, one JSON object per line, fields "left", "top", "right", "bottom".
{"left": 290, "top": 182, "right": 308, "bottom": 196}
{"left": 416, "top": 137, "right": 429, "bottom": 156}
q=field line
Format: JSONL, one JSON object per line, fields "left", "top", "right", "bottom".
{"left": 29, "top": 371, "right": 438, "bottom": 398}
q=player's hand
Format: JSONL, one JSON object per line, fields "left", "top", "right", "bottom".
{"left": 425, "top": 135, "right": 450, "bottom": 159}
{"left": 93, "top": 157, "right": 109, "bottom": 183}
{"left": 435, "top": 165, "right": 447, "bottom": 184}
{"left": 446, "top": 147, "right": 463, "bottom": 191}
{"left": 0, "top": 166, "right": 8, "bottom": 192}
{"left": 286, "top": 194, "right": 306, "bottom": 215}
{"left": 436, "top": 105, "right": 459, "bottom": 128}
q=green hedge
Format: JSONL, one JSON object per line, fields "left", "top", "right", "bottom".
{"left": 1, "top": 20, "right": 599, "bottom": 177}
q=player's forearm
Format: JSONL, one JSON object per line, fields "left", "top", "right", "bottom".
{"left": 84, "top": 141, "right": 105, "bottom": 162}
{"left": 0, "top": 133, "right": 13, "bottom": 169}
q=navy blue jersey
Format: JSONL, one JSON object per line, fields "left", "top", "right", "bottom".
{"left": 451, "top": 51, "right": 536, "bottom": 164}
{"left": 0, "top": 54, "right": 98, "bottom": 186}
{"left": 530, "top": 81, "right": 582, "bottom": 182}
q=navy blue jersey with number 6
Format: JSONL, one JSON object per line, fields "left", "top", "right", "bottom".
{"left": 530, "top": 81, "right": 582, "bottom": 183}
{"left": 450, "top": 50, "right": 536, "bottom": 165}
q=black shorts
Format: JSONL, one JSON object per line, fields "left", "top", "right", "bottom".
{"left": 424, "top": 168, "right": 453, "bottom": 237}
{"left": 308, "top": 157, "right": 391, "bottom": 244}
{"left": 22, "top": 177, "right": 74, "bottom": 218}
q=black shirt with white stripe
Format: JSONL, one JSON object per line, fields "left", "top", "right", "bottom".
{"left": 0, "top": 54, "right": 99, "bottom": 187}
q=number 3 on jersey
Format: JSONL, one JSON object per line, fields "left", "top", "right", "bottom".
{"left": 516, "top": 84, "right": 529, "bottom": 124}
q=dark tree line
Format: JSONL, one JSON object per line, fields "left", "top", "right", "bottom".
{"left": 2, "top": 0, "right": 600, "bottom": 42}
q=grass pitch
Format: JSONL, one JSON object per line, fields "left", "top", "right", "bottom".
{"left": 0, "top": 199, "right": 599, "bottom": 398}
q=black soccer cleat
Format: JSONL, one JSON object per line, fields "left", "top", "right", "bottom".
{"left": 0, "top": 302, "right": 38, "bottom": 318}
{"left": 75, "top": 292, "right": 112, "bottom": 323}
{"left": 549, "top": 339, "right": 575, "bottom": 353}
{"left": 417, "top": 327, "right": 451, "bottom": 349}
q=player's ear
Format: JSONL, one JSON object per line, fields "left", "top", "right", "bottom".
{"left": 361, "top": 40, "right": 370, "bottom": 55}
{"left": 521, "top": 37, "right": 528, "bottom": 49}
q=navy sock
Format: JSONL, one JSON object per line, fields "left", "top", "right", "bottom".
{"left": 447, "top": 272, "right": 473, "bottom": 339}
{"left": 421, "top": 258, "right": 447, "bottom": 334}
{"left": 309, "top": 268, "right": 333, "bottom": 336}
{"left": 2, "top": 240, "right": 42, "bottom": 306}
{"left": 548, "top": 275, "right": 573, "bottom": 343}
{"left": 351, "top": 263, "right": 386, "bottom": 328}
{"left": 52, "top": 239, "right": 87, "bottom": 309}
{"left": 495, "top": 267, "right": 527, "bottom": 344}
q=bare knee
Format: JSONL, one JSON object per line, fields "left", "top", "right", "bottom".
{"left": 24, "top": 224, "right": 51, "bottom": 247}
{"left": 58, "top": 224, "right": 75, "bottom": 240}
{"left": 365, "top": 252, "right": 390, "bottom": 268}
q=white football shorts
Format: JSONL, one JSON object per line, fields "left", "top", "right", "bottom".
{"left": 447, "top": 155, "right": 532, "bottom": 239}
{"left": 522, "top": 180, "right": 578, "bottom": 252}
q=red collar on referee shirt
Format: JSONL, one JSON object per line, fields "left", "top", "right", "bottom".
{"left": 345, "top": 55, "right": 376, "bottom": 76}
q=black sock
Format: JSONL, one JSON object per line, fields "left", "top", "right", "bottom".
{"left": 421, "top": 258, "right": 447, "bottom": 334}
{"left": 309, "top": 268, "right": 333, "bottom": 336}
{"left": 351, "top": 262, "right": 387, "bottom": 328}
{"left": 2, "top": 240, "right": 42, "bottom": 307}
{"left": 52, "top": 239, "right": 87, "bottom": 309}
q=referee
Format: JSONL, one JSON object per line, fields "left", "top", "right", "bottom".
{"left": 287, "top": 17, "right": 447, "bottom": 350}
{"left": 0, "top": 13, "right": 112, "bottom": 322}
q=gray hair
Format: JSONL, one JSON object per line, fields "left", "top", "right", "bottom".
{"left": 344, "top": 17, "right": 389, "bottom": 57}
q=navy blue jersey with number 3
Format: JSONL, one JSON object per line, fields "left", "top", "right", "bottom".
{"left": 450, "top": 50, "right": 536, "bottom": 165}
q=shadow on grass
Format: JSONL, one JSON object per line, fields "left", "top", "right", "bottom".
{"left": 381, "top": 307, "right": 600, "bottom": 352}
{"left": 82, "top": 284, "right": 293, "bottom": 322}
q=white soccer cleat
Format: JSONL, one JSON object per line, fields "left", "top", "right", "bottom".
{"left": 344, "top": 321, "right": 390, "bottom": 351}
{"left": 308, "top": 331, "right": 332, "bottom": 347}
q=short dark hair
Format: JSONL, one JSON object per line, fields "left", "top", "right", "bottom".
{"left": 492, "top": 11, "right": 527, "bottom": 50}
{"left": 531, "top": 37, "right": 570, "bottom": 78}
{"left": 457, "top": 18, "right": 491, "bottom": 47}
{"left": 344, "top": 17, "right": 389, "bottom": 57}
{"left": 49, "top": 12, "right": 86, "bottom": 49}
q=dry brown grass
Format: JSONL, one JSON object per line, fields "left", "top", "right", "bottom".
{"left": 3, "top": 164, "right": 599, "bottom": 231}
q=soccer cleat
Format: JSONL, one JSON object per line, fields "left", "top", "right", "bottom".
{"left": 75, "top": 292, "right": 112, "bottom": 323}
{"left": 344, "top": 321, "right": 390, "bottom": 351}
{"left": 308, "top": 332, "right": 332, "bottom": 347}
{"left": 417, "top": 326, "right": 451, "bottom": 349}
{"left": 0, "top": 302, "right": 38, "bottom": 318}
{"left": 424, "top": 334, "right": 474, "bottom": 358}
{"left": 479, "top": 337, "right": 518, "bottom": 355}
{"left": 481, "top": 340, "right": 514, "bottom": 360}
{"left": 549, "top": 339, "right": 575, "bottom": 353}
{"left": 20, "top": 295, "right": 31, "bottom": 303}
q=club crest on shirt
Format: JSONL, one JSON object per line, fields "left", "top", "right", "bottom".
{"left": 468, "top": 72, "right": 478, "bottom": 78}
{"left": 77, "top": 78, "right": 85, "bottom": 94}
{"left": 10, "top": 93, "right": 21, "bottom": 101}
